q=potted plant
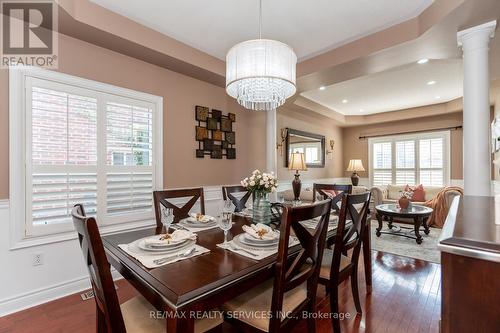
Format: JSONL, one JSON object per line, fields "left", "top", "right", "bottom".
{"left": 241, "top": 170, "right": 278, "bottom": 225}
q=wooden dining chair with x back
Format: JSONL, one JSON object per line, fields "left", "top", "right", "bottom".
{"left": 71, "top": 204, "right": 223, "bottom": 333}
{"left": 312, "top": 183, "right": 352, "bottom": 214}
{"left": 153, "top": 187, "right": 205, "bottom": 226}
{"left": 221, "top": 185, "right": 252, "bottom": 212}
{"left": 222, "top": 199, "right": 333, "bottom": 333}
{"left": 317, "top": 192, "right": 371, "bottom": 333}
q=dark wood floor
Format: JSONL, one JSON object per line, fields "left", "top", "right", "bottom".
{"left": 0, "top": 251, "right": 441, "bottom": 333}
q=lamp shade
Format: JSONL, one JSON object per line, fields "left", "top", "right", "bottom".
{"left": 346, "top": 159, "right": 365, "bottom": 172}
{"left": 289, "top": 152, "right": 307, "bottom": 171}
{"left": 226, "top": 39, "right": 297, "bottom": 111}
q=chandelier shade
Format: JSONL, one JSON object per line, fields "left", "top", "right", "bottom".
{"left": 226, "top": 39, "right": 297, "bottom": 111}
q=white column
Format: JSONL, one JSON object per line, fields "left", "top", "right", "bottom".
{"left": 457, "top": 20, "right": 496, "bottom": 196}
{"left": 266, "top": 109, "right": 278, "bottom": 201}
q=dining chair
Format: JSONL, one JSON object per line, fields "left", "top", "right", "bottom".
{"left": 71, "top": 204, "right": 223, "bottom": 333}
{"left": 153, "top": 188, "right": 205, "bottom": 226}
{"left": 222, "top": 199, "right": 333, "bottom": 333}
{"left": 317, "top": 192, "right": 371, "bottom": 333}
{"left": 313, "top": 183, "right": 352, "bottom": 213}
{"left": 221, "top": 185, "right": 252, "bottom": 212}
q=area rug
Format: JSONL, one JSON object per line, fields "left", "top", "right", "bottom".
{"left": 370, "top": 220, "right": 441, "bottom": 263}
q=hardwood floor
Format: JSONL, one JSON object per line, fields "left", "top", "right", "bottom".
{"left": 0, "top": 251, "right": 441, "bottom": 333}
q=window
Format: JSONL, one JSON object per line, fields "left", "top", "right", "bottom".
{"left": 369, "top": 132, "right": 449, "bottom": 187}
{"left": 10, "top": 67, "right": 163, "bottom": 242}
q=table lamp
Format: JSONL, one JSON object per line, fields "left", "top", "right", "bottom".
{"left": 346, "top": 159, "right": 365, "bottom": 186}
{"left": 288, "top": 152, "right": 308, "bottom": 201}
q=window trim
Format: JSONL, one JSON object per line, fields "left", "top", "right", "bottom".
{"left": 9, "top": 66, "right": 163, "bottom": 249}
{"left": 368, "top": 131, "right": 450, "bottom": 187}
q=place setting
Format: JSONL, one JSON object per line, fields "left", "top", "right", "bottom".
{"left": 217, "top": 221, "right": 299, "bottom": 260}
{"left": 118, "top": 208, "right": 210, "bottom": 268}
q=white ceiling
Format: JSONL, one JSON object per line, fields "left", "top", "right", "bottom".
{"left": 301, "top": 59, "right": 463, "bottom": 115}
{"left": 90, "top": 0, "right": 433, "bottom": 60}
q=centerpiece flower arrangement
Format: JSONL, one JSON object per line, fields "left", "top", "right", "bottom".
{"left": 241, "top": 170, "right": 278, "bottom": 224}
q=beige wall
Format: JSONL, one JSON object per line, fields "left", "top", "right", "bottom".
{"left": 342, "top": 112, "right": 464, "bottom": 180}
{"left": 0, "top": 33, "right": 268, "bottom": 199}
{"left": 277, "top": 107, "right": 343, "bottom": 182}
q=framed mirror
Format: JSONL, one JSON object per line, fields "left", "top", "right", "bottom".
{"left": 285, "top": 128, "right": 325, "bottom": 168}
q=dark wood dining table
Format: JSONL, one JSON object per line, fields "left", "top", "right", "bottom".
{"left": 102, "top": 214, "right": 372, "bottom": 333}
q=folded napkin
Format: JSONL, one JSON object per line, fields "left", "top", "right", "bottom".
{"left": 143, "top": 230, "right": 197, "bottom": 246}
{"left": 242, "top": 223, "right": 279, "bottom": 241}
{"left": 188, "top": 213, "right": 215, "bottom": 223}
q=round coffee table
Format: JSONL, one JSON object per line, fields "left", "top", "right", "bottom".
{"left": 375, "top": 204, "right": 433, "bottom": 244}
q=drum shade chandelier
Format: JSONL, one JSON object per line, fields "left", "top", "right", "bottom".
{"left": 225, "top": 0, "right": 297, "bottom": 111}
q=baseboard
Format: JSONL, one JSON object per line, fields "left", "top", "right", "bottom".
{"left": 0, "top": 270, "right": 122, "bottom": 317}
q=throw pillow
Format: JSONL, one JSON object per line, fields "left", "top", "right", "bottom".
{"left": 411, "top": 184, "right": 426, "bottom": 202}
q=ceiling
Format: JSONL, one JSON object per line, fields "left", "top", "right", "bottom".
{"left": 89, "top": 0, "right": 434, "bottom": 60}
{"left": 300, "top": 59, "right": 463, "bottom": 115}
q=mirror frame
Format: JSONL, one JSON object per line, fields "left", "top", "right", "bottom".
{"left": 285, "top": 128, "right": 326, "bottom": 168}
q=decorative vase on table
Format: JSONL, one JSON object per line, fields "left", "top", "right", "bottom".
{"left": 241, "top": 170, "right": 278, "bottom": 225}
{"left": 398, "top": 190, "right": 412, "bottom": 210}
{"left": 252, "top": 191, "right": 272, "bottom": 225}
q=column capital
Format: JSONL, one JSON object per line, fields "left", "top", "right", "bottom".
{"left": 457, "top": 20, "right": 496, "bottom": 48}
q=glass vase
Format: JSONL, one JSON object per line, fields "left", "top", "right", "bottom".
{"left": 252, "top": 191, "right": 272, "bottom": 225}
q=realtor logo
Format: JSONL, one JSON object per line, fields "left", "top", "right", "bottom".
{"left": 1, "top": 0, "right": 58, "bottom": 68}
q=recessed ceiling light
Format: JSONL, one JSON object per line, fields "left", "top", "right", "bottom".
{"left": 359, "top": 109, "right": 364, "bottom": 112}
{"left": 417, "top": 58, "right": 429, "bottom": 64}
{"left": 435, "top": 95, "right": 441, "bottom": 99}
{"left": 427, "top": 80, "right": 436, "bottom": 85}
{"left": 342, "top": 99, "right": 348, "bottom": 104}
{"left": 319, "top": 86, "right": 326, "bottom": 90}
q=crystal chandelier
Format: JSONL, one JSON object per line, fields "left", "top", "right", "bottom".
{"left": 225, "top": 0, "right": 297, "bottom": 111}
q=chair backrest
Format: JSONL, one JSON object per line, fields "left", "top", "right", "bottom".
{"left": 313, "top": 183, "right": 353, "bottom": 214}
{"left": 329, "top": 192, "right": 371, "bottom": 279}
{"left": 222, "top": 185, "right": 252, "bottom": 212}
{"left": 269, "top": 199, "right": 332, "bottom": 332}
{"left": 153, "top": 188, "right": 205, "bottom": 225}
{"left": 71, "top": 204, "right": 126, "bottom": 333}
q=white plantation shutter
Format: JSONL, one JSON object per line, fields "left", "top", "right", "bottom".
{"left": 370, "top": 132, "right": 449, "bottom": 187}
{"left": 24, "top": 74, "right": 160, "bottom": 237}
{"left": 372, "top": 142, "right": 392, "bottom": 186}
{"left": 395, "top": 140, "right": 415, "bottom": 185}
{"left": 419, "top": 138, "right": 444, "bottom": 186}
{"left": 105, "top": 100, "right": 154, "bottom": 218}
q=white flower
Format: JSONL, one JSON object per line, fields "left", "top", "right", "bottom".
{"left": 250, "top": 175, "right": 255, "bottom": 181}
{"left": 264, "top": 184, "right": 269, "bottom": 188}
{"left": 249, "top": 181, "right": 255, "bottom": 186}
{"left": 240, "top": 180, "right": 245, "bottom": 186}
{"left": 252, "top": 169, "right": 259, "bottom": 175}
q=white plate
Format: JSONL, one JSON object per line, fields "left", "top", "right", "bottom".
{"left": 181, "top": 218, "right": 217, "bottom": 228}
{"left": 234, "top": 234, "right": 280, "bottom": 249}
{"left": 137, "top": 236, "right": 190, "bottom": 252}
{"left": 240, "top": 233, "right": 279, "bottom": 246}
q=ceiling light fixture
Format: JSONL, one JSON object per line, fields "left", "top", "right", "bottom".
{"left": 342, "top": 99, "right": 348, "bottom": 104}
{"left": 359, "top": 109, "right": 364, "bottom": 112}
{"left": 319, "top": 86, "right": 326, "bottom": 91}
{"left": 427, "top": 80, "right": 436, "bottom": 85}
{"left": 225, "top": 0, "right": 297, "bottom": 111}
{"left": 435, "top": 95, "right": 441, "bottom": 99}
{"left": 417, "top": 58, "right": 429, "bottom": 64}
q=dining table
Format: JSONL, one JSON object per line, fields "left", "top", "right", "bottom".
{"left": 102, "top": 213, "right": 373, "bottom": 333}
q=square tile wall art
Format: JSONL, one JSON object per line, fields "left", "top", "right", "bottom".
{"left": 195, "top": 105, "right": 236, "bottom": 159}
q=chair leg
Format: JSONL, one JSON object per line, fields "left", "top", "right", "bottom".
{"left": 96, "top": 307, "right": 107, "bottom": 333}
{"left": 351, "top": 268, "right": 362, "bottom": 314}
{"left": 306, "top": 302, "right": 317, "bottom": 333}
{"left": 329, "top": 284, "right": 341, "bottom": 333}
